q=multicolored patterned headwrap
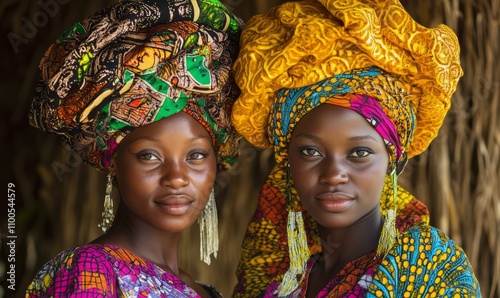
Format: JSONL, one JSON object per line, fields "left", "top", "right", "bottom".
{"left": 272, "top": 67, "right": 415, "bottom": 172}
{"left": 29, "top": 0, "right": 243, "bottom": 172}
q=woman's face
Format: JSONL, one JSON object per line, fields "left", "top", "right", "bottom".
{"left": 112, "top": 112, "right": 216, "bottom": 234}
{"left": 289, "top": 104, "right": 388, "bottom": 229}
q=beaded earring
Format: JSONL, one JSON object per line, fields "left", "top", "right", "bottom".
{"left": 279, "top": 163, "right": 310, "bottom": 296}
{"left": 199, "top": 188, "right": 219, "bottom": 265}
{"left": 98, "top": 173, "right": 115, "bottom": 233}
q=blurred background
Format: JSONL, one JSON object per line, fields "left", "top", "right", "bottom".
{"left": 1, "top": 0, "right": 498, "bottom": 297}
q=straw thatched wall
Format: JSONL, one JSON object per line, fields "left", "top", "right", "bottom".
{"left": 401, "top": 1, "right": 500, "bottom": 296}
{"left": 1, "top": 0, "right": 498, "bottom": 297}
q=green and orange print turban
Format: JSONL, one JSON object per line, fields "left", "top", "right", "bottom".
{"left": 231, "top": 0, "right": 462, "bottom": 296}
{"left": 30, "top": 0, "right": 243, "bottom": 172}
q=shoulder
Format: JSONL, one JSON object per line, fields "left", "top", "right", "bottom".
{"left": 32, "top": 244, "right": 116, "bottom": 275}
{"left": 399, "top": 225, "right": 454, "bottom": 250}
{"left": 198, "top": 282, "right": 223, "bottom": 298}
{"left": 370, "top": 225, "right": 481, "bottom": 297}
{"left": 26, "top": 244, "right": 118, "bottom": 297}
{"left": 48, "top": 244, "right": 120, "bottom": 274}
{"left": 396, "top": 225, "right": 468, "bottom": 261}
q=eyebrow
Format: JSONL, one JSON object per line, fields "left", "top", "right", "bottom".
{"left": 294, "top": 133, "right": 379, "bottom": 142}
{"left": 129, "top": 136, "right": 160, "bottom": 144}
{"left": 348, "top": 135, "right": 379, "bottom": 142}
{"left": 129, "top": 135, "right": 211, "bottom": 145}
{"left": 293, "top": 134, "right": 322, "bottom": 141}
{"left": 188, "top": 136, "right": 212, "bottom": 143}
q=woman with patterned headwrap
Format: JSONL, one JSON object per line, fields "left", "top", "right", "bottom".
{"left": 231, "top": 0, "right": 480, "bottom": 297}
{"left": 26, "top": 0, "right": 242, "bottom": 297}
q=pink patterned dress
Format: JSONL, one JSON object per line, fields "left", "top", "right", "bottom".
{"left": 26, "top": 244, "right": 221, "bottom": 297}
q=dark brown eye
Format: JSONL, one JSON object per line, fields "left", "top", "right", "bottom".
{"left": 188, "top": 151, "right": 209, "bottom": 161}
{"left": 349, "top": 148, "right": 372, "bottom": 158}
{"left": 137, "top": 152, "right": 159, "bottom": 161}
{"left": 301, "top": 148, "right": 321, "bottom": 157}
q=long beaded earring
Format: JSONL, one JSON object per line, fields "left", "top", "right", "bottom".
{"left": 376, "top": 157, "right": 399, "bottom": 257}
{"left": 98, "top": 173, "right": 115, "bottom": 233}
{"left": 199, "top": 188, "right": 219, "bottom": 265}
{"left": 279, "top": 162, "right": 310, "bottom": 296}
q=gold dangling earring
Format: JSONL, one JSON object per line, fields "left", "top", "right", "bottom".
{"left": 199, "top": 188, "right": 219, "bottom": 265}
{"left": 279, "top": 162, "right": 310, "bottom": 297}
{"left": 376, "top": 159, "right": 399, "bottom": 257}
{"left": 98, "top": 173, "right": 115, "bottom": 233}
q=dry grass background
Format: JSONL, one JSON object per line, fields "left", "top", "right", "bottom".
{"left": 0, "top": 0, "right": 498, "bottom": 297}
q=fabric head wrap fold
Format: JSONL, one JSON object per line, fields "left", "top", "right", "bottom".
{"left": 272, "top": 67, "right": 415, "bottom": 171}
{"left": 232, "top": 0, "right": 462, "bottom": 162}
{"left": 30, "top": 0, "right": 243, "bottom": 172}
{"left": 230, "top": 0, "right": 462, "bottom": 295}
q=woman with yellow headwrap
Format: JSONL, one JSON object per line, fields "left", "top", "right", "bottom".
{"left": 231, "top": 0, "right": 480, "bottom": 297}
{"left": 26, "top": 0, "right": 242, "bottom": 296}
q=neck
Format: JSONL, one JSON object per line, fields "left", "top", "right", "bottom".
{"left": 91, "top": 205, "right": 182, "bottom": 276}
{"left": 316, "top": 205, "right": 382, "bottom": 273}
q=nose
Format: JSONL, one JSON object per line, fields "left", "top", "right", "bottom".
{"left": 319, "top": 157, "right": 349, "bottom": 185}
{"left": 160, "top": 160, "right": 189, "bottom": 189}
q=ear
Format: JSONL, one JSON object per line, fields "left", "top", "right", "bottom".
{"left": 386, "top": 164, "right": 393, "bottom": 175}
{"left": 395, "top": 153, "right": 408, "bottom": 175}
{"left": 386, "top": 154, "right": 395, "bottom": 175}
{"left": 106, "top": 160, "right": 119, "bottom": 189}
{"left": 108, "top": 158, "right": 117, "bottom": 177}
{"left": 386, "top": 153, "right": 408, "bottom": 175}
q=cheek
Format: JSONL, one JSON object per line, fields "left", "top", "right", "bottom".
{"left": 289, "top": 162, "right": 315, "bottom": 198}
{"left": 193, "top": 170, "right": 215, "bottom": 197}
{"left": 206, "top": 155, "right": 217, "bottom": 183}
{"left": 361, "top": 166, "right": 388, "bottom": 199}
{"left": 193, "top": 157, "right": 217, "bottom": 195}
{"left": 114, "top": 157, "right": 156, "bottom": 196}
{"left": 116, "top": 169, "right": 155, "bottom": 199}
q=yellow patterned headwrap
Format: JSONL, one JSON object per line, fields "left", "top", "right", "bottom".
{"left": 231, "top": 0, "right": 462, "bottom": 159}
{"left": 231, "top": 0, "right": 462, "bottom": 295}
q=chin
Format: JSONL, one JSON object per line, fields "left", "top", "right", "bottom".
{"left": 315, "top": 217, "right": 354, "bottom": 230}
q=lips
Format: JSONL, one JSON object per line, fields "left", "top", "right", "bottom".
{"left": 154, "top": 194, "right": 194, "bottom": 215}
{"left": 316, "top": 192, "right": 355, "bottom": 212}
